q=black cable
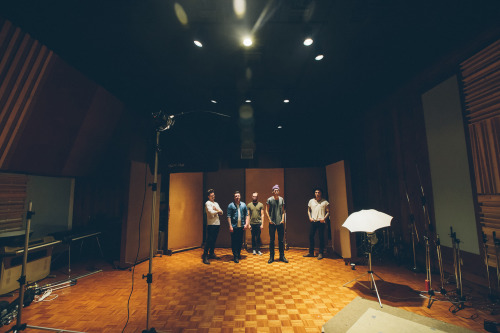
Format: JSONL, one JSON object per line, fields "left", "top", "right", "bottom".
{"left": 121, "top": 165, "right": 148, "bottom": 333}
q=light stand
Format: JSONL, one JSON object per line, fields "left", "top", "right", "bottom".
{"left": 343, "top": 236, "right": 384, "bottom": 307}
{"left": 7, "top": 202, "right": 86, "bottom": 333}
{"left": 405, "top": 187, "right": 420, "bottom": 272}
{"left": 449, "top": 227, "right": 465, "bottom": 312}
{"left": 435, "top": 235, "right": 447, "bottom": 295}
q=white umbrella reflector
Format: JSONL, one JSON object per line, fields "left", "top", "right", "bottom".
{"left": 342, "top": 209, "right": 393, "bottom": 233}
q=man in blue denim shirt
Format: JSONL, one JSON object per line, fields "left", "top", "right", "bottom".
{"left": 227, "top": 191, "right": 249, "bottom": 263}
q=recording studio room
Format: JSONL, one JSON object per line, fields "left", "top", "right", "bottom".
{"left": 1, "top": 1, "right": 500, "bottom": 332}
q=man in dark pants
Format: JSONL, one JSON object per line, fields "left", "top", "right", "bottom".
{"left": 266, "top": 185, "right": 288, "bottom": 264}
{"left": 304, "top": 188, "right": 330, "bottom": 260}
{"left": 203, "top": 189, "right": 223, "bottom": 265}
{"left": 227, "top": 191, "right": 249, "bottom": 263}
{"left": 247, "top": 192, "right": 264, "bottom": 255}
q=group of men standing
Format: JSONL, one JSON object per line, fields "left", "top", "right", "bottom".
{"left": 203, "top": 185, "right": 330, "bottom": 265}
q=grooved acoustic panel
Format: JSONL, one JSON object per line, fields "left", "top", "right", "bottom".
{"left": 168, "top": 172, "right": 203, "bottom": 251}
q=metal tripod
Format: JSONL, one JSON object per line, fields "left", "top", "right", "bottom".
{"left": 343, "top": 243, "right": 384, "bottom": 307}
{"left": 7, "top": 202, "right": 86, "bottom": 333}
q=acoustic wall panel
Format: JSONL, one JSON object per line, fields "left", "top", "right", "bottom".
{"left": 422, "top": 76, "right": 479, "bottom": 254}
{"left": 245, "top": 169, "right": 284, "bottom": 246}
{"left": 326, "top": 160, "right": 355, "bottom": 258}
{"left": 168, "top": 172, "right": 203, "bottom": 251}
{"left": 284, "top": 168, "right": 327, "bottom": 248}
{"left": 204, "top": 169, "right": 245, "bottom": 248}
{"left": 120, "top": 161, "right": 161, "bottom": 265}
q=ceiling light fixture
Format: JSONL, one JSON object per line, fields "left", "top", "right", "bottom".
{"left": 277, "top": 125, "right": 283, "bottom": 129}
{"left": 194, "top": 40, "right": 203, "bottom": 47}
{"left": 283, "top": 99, "right": 290, "bottom": 103}
{"left": 243, "top": 37, "right": 253, "bottom": 47}
{"left": 245, "top": 99, "right": 251, "bottom": 103}
{"left": 303, "top": 38, "right": 313, "bottom": 46}
{"left": 315, "top": 54, "right": 324, "bottom": 61}
{"left": 211, "top": 100, "right": 217, "bottom": 104}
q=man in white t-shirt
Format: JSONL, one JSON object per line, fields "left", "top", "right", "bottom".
{"left": 203, "top": 189, "right": 223, "bottom": 265}
{"left": 304, "top": 188, "right": 330, "bottom": 260}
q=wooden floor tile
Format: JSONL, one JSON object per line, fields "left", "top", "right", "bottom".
{"left": 1, "top": 248, "right": 499, "bottom": 332}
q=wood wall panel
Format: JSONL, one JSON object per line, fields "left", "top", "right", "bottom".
{"left": 204, "top": 169, "right": 245, "bottom": 248}
{"left": 0, "top": 172, "right": 27, "bottom": 232}
{"left": 326, "top": 161, "right": 355, "bottom": 258}
{"left": 168, "top": 172, "right": 203, "bottom": 251}
{"left": 460, "top": 38, "right": 500, "bottom": 276}
{"left": 284, "top": 168, "right": 327, "bottom": 248}
{"left": 0, "top": 18, "right": 124, "bottom": 178}
{"left": 120, "top": 161, "right": 161, "bottom": 265}
{"left": 0, "top": 19, "right": 53, "bottom": 169}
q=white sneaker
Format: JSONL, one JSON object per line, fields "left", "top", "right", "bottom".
{"left": 257, "top": 251, "right": 263, "bottom": 256}
{"left": 253, "top": 250, "right": 257, "bottom": 255}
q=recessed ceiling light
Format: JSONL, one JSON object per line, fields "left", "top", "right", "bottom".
{"left": 283, "top": 99, "right": 290, "bottom": 103}
{"left": 303, "top": 38, "right": 313, "bottom": 46}
{"left": 277, "top": 125, "right": 283, "bottom": 129}
{"left": 194, "top": 40, "right": 203, "bottom": 47}
{"left": 211, "top": 100, "right": 217, "bottom": 103}
{"left": 315, "top": 54, "right": 324, "bottom": 61}
{"left": 243, "top": 37, "right": 253, "bottom": 47}
{"left": 245, "top": 99, "right": 251, "bottom": 103}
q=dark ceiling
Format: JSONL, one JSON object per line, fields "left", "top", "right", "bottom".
{"left": 2, "top": 0, "right": 500, "bottom": 170}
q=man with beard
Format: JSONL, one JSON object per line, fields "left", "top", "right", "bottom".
{"left": 266, "top": 185, "right": 288, "bottom": 264}
{"left": 247, "top": 192, "right": 264, "bottom": 255}
{"left": 227, "top": 191, "right": 249, "bottom": 263}
{"left": 203, "top": 189, "right": 223, "bottom": 265}
{"left": 304, "top": 188, "right": 330, "bottom": 260}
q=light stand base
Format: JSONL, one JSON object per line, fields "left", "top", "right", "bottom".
{"left": 343, "top": 271, "right": 384, "bottom": 308}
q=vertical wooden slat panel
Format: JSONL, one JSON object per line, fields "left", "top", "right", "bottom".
{"left": 460, "top": 39, "right": 500, "bottom": 273}
{"left": 0, "top": 20, "right": 53, "bottom": 168}
{"left": 0, "top": 172, "right": 27, "bottom": 232}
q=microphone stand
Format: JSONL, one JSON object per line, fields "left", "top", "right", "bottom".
{"left": 405, "top": 185, "right": 420, "bottom": 272}
{"left": 142, "top": 112, "right": 175, "bottom": 333}
{"left": 7, "top": 202, "right": 85, "bottom": 333}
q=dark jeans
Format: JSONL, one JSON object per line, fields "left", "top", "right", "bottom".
{"left": 269, "top": 223, "right": 285, "bottom": 258}
{"left": 309, "top": 221, "right": 326, "bottom": 254}
{"left": 250, "top": 225, "right": 261, "bottom": 251}
{"left": 231, "top": 227, "right": 244, "bottom": 257}
{"left": 204, "top": 225, "right": 220, "bottom": 256}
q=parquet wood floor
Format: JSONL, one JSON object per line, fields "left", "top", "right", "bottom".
{"left": 2, "top": 249, "right": 499, "bottom": 332}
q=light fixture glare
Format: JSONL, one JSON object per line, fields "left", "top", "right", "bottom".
{"left": 303, "top": 38, "right": 313, "bottom": 46}
{"left": 194, "top": 40, "right": 203, "bottom": 47}
{"left": 315, "top": 54, "right": 324, "bottom": 61}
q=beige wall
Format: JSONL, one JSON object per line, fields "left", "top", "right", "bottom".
{"left": 168, "top": 172, "right": 203, "bottom": 251}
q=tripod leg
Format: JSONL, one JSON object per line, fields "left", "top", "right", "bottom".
{"left": 370, "top": 273, "right": 383, "bottom": 308}
{"left": 372, "top": 272, "right": 384, "bottom": 282}
{"left": 343, "top": 272, "right": 369, "bottom": 287}
{"left": 95, "top": 235, "right": 105, "bottom": 259}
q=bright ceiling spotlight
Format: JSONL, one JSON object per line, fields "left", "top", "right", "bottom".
{"left": 283, "top": 99, "right": 290, "bottom": 103}
{"left": 211, "top": 100, "right": 217, "bottom": 103}
{"left": 245, "top": 99, "right": 251, "bottom": 103}
{"left": 243, "top": 37, "right": 253, "bottom": 47}
{"left": 194, "top": 40, "right": 203, "bottom": 47}
{"left": 315, "top": 54, "right": 324, "bottom": 61}
{"left": 303, "top": 38, "right": 313, "bottom": 46}
{"left": 277, "top": 125, "right": 283, "bottom": 129}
